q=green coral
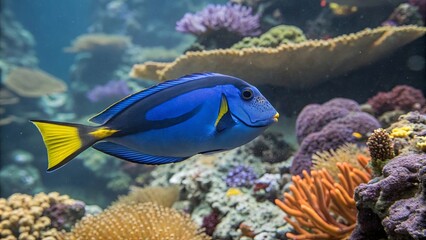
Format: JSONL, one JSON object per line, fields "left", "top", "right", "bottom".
{"left": 231, "top": 25, "right": 306, "bottom": 49}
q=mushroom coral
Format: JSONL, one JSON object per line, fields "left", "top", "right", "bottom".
{"left": 130, "top": 25, "right": 426, "bottom": 89}
{"left": 275, "top": 160, "right": 371, "bottom": 239}
{"left": 63, "top": 202, "right": 210, "bottom": 240}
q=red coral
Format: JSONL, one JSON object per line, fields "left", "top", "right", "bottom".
{"left": 368, "top": 85, "right": 426, "bottom": 115}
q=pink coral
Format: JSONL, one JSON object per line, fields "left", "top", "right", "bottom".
{"left": 368, "top": 85, "right": 426, "bottom": 115}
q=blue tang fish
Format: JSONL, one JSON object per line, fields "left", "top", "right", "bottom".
{"left": 31, "top": 73, "right": 279, "bottom": 172}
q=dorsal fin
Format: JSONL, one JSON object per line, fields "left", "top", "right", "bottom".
{"left": 89, "top": 72, "right": 220, "bottom": 124}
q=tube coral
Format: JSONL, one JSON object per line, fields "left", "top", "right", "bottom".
{"left": 275, "top": 161, "right": 371, "bottom": 239}
{"left": 366, "top": 128, "right": 395, "bottom": 175}
{"left": 64, "top": 202, "right": 210, "bottom": 240}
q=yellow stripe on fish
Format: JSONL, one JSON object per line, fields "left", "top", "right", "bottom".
{"left": 89, "top": 128, "right": 119, "bottom": 139}
{"left": 215, "top": 95, "right": 229, "bottom": 127}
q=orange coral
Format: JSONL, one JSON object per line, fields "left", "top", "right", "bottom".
{"left": 275, "top": 160, "right": 371, "bottom": 239}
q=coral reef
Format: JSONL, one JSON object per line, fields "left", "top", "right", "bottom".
{"left": 351, "top": 112, "right": 426, "bottom": 239}
{"left": 367, "top": 85, "right": 426, "bottom": 116}
{"left": 4, "top": 67, "right": 67, "bottom": 98}
{"left": 231, "top": 25, "right": 306, "bottom": 49}
{"left": 0, "top": 192, "right": 84, "bottom": 240}
{"left": 225, "top": 165, "right": 257, "bottom": 188}
{"left": 131, "top": 25, "right": 426, "bottom": 88}
{"left": 86, "top": 79, "right": 131, "bottom": 102}
{"left": 64, "top": 34, "right": 130, "bottom": 54}
{"left": 114, "top": 185, "right": 179, "bottom": 207}
{"left": 144, "top": 131, "right": 292, "bottom": 239}
{"left": 351, "top": 153, "right": 425, "bottom": 239}
{"left": 366, "top": 128, "right": 395, "bottom": 175}
{"left": 291, "top": 98, "right": 379, "bottom": 176}
{"left": 383, "top": 3, "right": 424, "bottom": 26}
{"left": 0, "top": 164, "right": 44, "bottom": 197}
{"left": 176, "top": 3, "right": 260, "bottom": 49}
{"left": 275, "top": 161, "right": 371, "bottom": 239}
{"left": 312, "top": 143, "right": 370, "bottom": 179}
{"left": 64, "top": 202, "right": 210, "bottom": 240}
{"left": 245, "top": 132, "right": 294, "bottom": 164}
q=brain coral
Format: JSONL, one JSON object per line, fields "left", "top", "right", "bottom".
{"left": 65, "top": 202, "right": 210, "bottom": 240}
{"left": 231, "top": 25, "right": 306, "bottom": 49}
{"left": 291, "top": 98, "right": 380, "bottom": 176}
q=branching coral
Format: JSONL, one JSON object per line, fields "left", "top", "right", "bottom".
{"left": 176, "top": 4, "right": 260, "bottom": 37}
{"left": 114, "top": 185, "right": 180, "bottom": 208}
{"left": 0, "top": 192, "right": 83, "bottom": 240}
{"left": 64, "top": 202, "right": 211, "bottom": 240}
{"left": 275, "top": 161, "right": 371, "bottom": 239}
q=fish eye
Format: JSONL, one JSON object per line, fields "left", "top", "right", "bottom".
{"left": 241, "top": 88, "right": 254, "bottom": 100}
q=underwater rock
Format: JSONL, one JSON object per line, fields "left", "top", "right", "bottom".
{"left": 351, "top": 153, "right": 426, "bottom": 239}
{"left": 291, "top": 98, "right": 380, "bottom": 175}
{"left": 246, "top": 132, "right": 294, "bottom": 164}
{"left": 231, "top": 25, "right": 306, "bottom": 49}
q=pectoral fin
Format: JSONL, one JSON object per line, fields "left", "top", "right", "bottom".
{"left": 215, "top": 95, "right": 236, "bottom": 132}
{"left": 93, "top": 142, "right": 188, "bottom": 165}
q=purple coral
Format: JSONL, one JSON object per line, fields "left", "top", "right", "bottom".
{"left": 43, "top": 200, "right": 85, "bottom": 231}
{"left": 86, "top": 79, "right": 131, "bottom": 102}
{"left": 368, "top": 85, "right": 426, "bottom": 115}
{"left": 291, "top": 98, "right": 380, "bottom": 176}
{"left": 176, "top": 4, "right": 261, "bottom": 37}
{"left": 296, "top": 98, "right": 361, "bottom": 143}
{"left": 351, "top": 153, "right": 426, "bottom": 240}
{"left": 201, "top": 210, "right": 221, "bottom": 236}
{"left": 225, "top": 165, "right": 257, "bottom": 187}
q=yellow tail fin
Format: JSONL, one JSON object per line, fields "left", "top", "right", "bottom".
{"left": 31, "top": 120, "right": 95, "bottom": 171}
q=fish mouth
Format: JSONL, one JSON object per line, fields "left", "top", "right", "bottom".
{"left": 272, "top": 112, "right": 279, "bottom": 122}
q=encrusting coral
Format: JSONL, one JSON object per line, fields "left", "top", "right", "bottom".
{"left": 0, "top": 192, "right": 84, "bottom": 240}
{"left": 231, "top": 25, "right": 306, "bottom": 49}
{"left": 4, "top": 67, "right": 67, "bottom": 98}
{"left": 130, "top": 25, "right": 426, "bottom": 88}
{"left": 275, "top": 161, "right": 371, "bottom": 240}
{"left": 63, "top": 202, "right": 211, "bottom": 240}
{"left": 114, "top": 185, "right": 180, "bottom": 208}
